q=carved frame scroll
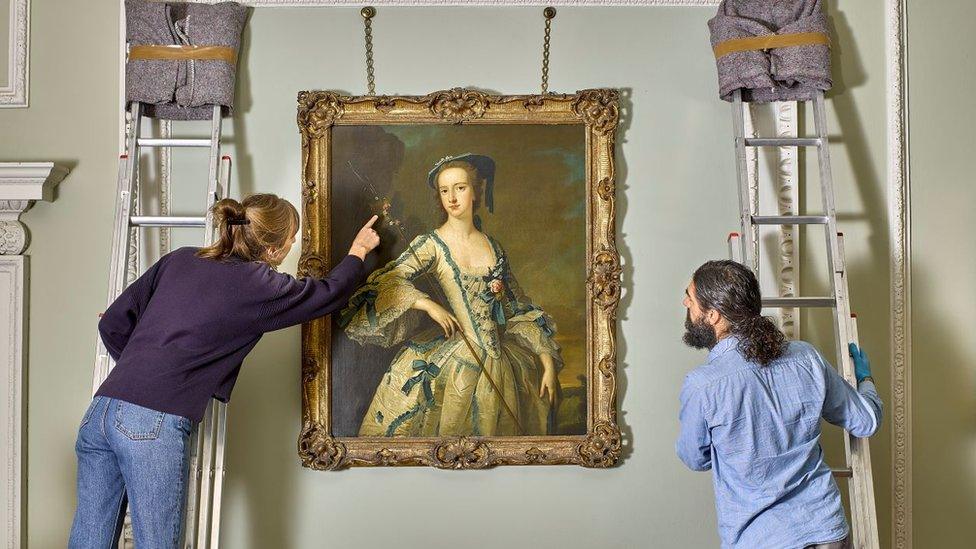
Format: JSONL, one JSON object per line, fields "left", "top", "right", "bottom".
{"left": 296, "top": 88, "right": 621, "bottom": 469}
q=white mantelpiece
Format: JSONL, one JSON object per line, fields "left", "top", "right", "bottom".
{"left": 0, "top": 161, "right": 66, "bottom": 549}
{"left": 0, "top": 162, "right": 68, "bottom": 255}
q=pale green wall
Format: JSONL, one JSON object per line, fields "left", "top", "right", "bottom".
{"left": 0, "top": 2, "right": 895, "bottom": 548}
{"left": 907, "top": 1, "right": 976, "bottom": 548}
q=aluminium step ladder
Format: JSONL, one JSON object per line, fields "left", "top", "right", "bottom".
{"left": 90, "top": 102, "right": 231, "bottom": 549}
{"left": 726, "top": 89, "right": 880, "bottom": 549}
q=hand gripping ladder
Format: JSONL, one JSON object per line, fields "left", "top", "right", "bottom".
{"left": 91, "top": 102, "right": 231, "bottom": 549}
{"left": 726, "top": 90, "right": 880, "bottom": 549}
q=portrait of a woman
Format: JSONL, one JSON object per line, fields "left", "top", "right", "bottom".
{"left": 338, "top": 153, "right": 563, "bottom": 437}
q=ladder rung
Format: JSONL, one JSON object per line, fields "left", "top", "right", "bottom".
{"left": 762, "top": 297, "right": 836, "bottom": 308}
{"left": 753, "top": 215, "right": 829, "bottom": 225}
{"left": 832, "top": 467, "right": 853, "bottom": 478}
{"left": 137, "top": 138, "right": 213, "bottom": 148}
{"left": 743, "top": 137, "right": 821, "bottom": 147}
{"left": 130, "top": 216, "right": 206, "bottom": 228}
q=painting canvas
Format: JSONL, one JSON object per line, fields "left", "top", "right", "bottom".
{"left": 297, "top": 89, "right": 621, "bottom": 469}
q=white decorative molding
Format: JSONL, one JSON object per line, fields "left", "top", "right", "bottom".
{"left": 744, "top": 102, "right": 800, "bottom": 340}
{"left": 0, "top": 163, "right": 68, "bottom": 255}
{"left": 0, "top": 0, "right": 29, "bottom": 108}
{"left": 0, "top": 163, "right": 66, "bottom": 203}
{"left": 0, "top": 162, "right": 64, "bottom": 549}
{"left": 774, "top": 102, "right": 799, "bottom": 339}
{"left": 160, "top": 120, "right": 173, "bottom": 255}
{"left": 886, "top": 0, "right": 911, "bottom": 547}
{"left": 0, "top": 256, "right": 26, "bottom": 549}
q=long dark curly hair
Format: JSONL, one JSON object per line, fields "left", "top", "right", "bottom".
{"left": 692, "top": 260, "right": 787, "bottom": 366}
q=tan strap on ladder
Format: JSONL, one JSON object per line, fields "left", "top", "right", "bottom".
{"left": 713, "top": 32, "right": 830, "bottom": 59}
{"left": 129, "top": 45, "right": 237, "bottom": 64}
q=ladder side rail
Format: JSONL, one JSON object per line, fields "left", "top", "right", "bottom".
{"left": 838, "top": 238, "right": 881, "bottom": 549}
{"left": 813, "top": 94, "right": 881, "bottom": 549}
{"left": 731, "top": 91, "right": 758, "bottom": 272}
{"left": 812, "top": 94, "right": 858, "bottom": 468}
{"left": 813, "top": 93, "right": 856, "bottom": 382}
{"left": 91, "top": 155, "right": 135, "bottom": 395}
{"left": 184, "top": 420, "right": 206, "bottom": 548}
{"left": 193, "top": 105, "right": 226, "bottom": 549}
{"left": 195, "top": 402, "right": 217, "bottom": 548}
{"left": 204, "top": 105, "right": 223, "bottom": 237}
{"left": 207, "top": 155, "right": 233, "bottom": 549}
{"left": 92, "top": 102, "right": 144, "bottom": 394}
{"left": 209, "top": 403, "right": 229, "bottom": 548}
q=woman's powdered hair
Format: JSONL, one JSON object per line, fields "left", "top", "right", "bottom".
{"left": 196, "top": 193, "right": 299, "bottom": 267}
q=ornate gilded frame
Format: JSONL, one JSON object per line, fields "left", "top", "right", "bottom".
{"left": 295, "top": 88, "right": 621, "bottom": 469}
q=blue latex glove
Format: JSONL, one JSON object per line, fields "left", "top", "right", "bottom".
{"left": 848, "top": 343, "right": 872, "bottom": 384}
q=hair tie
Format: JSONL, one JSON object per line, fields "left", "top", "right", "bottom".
{"left": 227, "top": 217, "right": 250, "bottom": 226}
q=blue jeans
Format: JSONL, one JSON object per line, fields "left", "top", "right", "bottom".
{"left": 69, "top": 396, "right": 193, "bottom": 549}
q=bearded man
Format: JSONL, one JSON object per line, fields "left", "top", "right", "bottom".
{"left": 677, "top": 260, "right": 882, "bottom": 549}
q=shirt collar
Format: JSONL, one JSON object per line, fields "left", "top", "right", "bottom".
{"left": 707, "top": 335, "right": 740, "bottom": 362}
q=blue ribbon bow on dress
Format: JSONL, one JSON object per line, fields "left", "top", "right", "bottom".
{"left": 338, "top": 288, "right": 378, "bottom": 328}
{"left": 401, "top": 360, "right": 441, "bottom": 406}
{"left": 479, "top": 289, "right": 508, "bottom": 326}
{"left": 534, "top": 315, "right": 555, "bottom": 337}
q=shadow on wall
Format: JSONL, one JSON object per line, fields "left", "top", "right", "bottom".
{"left": 799, "top": 8, "right": 888, "bottom": 352}
{"left": 232, "top": 22, "right": 256, "bottom": 197}
{"left": 615, "top": 87, "right": 635, "bottom": 462}
{"left": 818, "top": 8, "right": 893, "bottom": 548}
{"left": 911, "top": 267, "right": 976, "bottom": 539}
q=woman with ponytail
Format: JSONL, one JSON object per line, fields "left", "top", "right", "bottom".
{"left": 70, "top": 194, "right": 379, "bottom": 548}
{"left": 676, "top": 260, "right": 882, "bottom": 549}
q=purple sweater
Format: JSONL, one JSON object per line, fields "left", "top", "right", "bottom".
{"left": 96, "top": 247, "right": 365, "bottom": 422}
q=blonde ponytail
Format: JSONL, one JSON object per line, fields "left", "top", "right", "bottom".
{"left": 196, "top": 194, "right": 299, "bottom": 267}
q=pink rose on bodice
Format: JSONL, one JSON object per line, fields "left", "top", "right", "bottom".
{"left": 489, "top": 279, "right": 504, "bottom": 295}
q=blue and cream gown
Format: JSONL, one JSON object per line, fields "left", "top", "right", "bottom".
{"left": 339, "top": 232, "right": 562, "bottom": 437}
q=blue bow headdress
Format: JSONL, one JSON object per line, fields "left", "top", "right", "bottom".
{"left": 427, "top": 153, "right": 496, "bottom": 219}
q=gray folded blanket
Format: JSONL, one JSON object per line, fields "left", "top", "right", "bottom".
{"left": 125, "top": 0, "right": 247, "bottom": 120}
{"left": 708, "top": 0, "right": 831, "bottom": 102}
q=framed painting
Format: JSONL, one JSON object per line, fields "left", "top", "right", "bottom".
{"left": 296, "top": 88, "right": 621, "bottom": 469}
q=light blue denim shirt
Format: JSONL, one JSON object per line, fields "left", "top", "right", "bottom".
{"left": 676, "top": 336, "right": 882, "bottom": 549}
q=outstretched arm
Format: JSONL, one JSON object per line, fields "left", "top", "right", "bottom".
{"left": 821, "top": 344, "right": 883, "bottom": 438}
{"left": 257, "top": 216, "right": 379, "bottom": 332}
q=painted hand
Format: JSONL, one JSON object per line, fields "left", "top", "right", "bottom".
{"left": 416, "top": 298, "right": 461, "bottom": 339}
{"left": 849, "top": 343, "right": 872, "bottom": 384}
{"left": 539, "top": 355, "right": 560, "bottom": 405}
{"left": 349, "top": 215, "right": 380, "bottom": 259}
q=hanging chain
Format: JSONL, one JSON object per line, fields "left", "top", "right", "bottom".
{"left": 541, "top": 7, "right": 556, "bottom": 95}
{"left": 362, "top": 7, "right": 377, "bottom": 96}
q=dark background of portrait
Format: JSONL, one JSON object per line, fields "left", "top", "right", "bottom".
{"left": 327, "top": 124, "right": 587, "bottom": 437}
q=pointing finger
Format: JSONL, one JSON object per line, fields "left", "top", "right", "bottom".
{"left": 363, "top": 215, "right": 379, "bottom": 228}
